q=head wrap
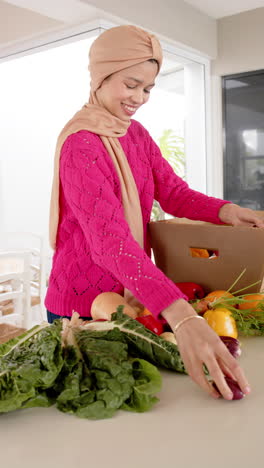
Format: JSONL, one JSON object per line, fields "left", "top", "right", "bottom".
{"left": 49, "top": 25, "right": 163, "bottom": 260}
{"left": 89, "top": 25, "right": 162, "bottom": 94}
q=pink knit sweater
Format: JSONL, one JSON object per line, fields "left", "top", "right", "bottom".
{"left": 45, "top": 119, "right": 227, "bottom": 318}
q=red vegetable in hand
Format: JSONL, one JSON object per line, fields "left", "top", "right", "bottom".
{"left": 175, "top": 282, "right": 205, "bottom": 300}
{"left": 219, "top": 336, "right": 241, "bottom": 358}
{"left": 136, "top": 315, "right": 164, "bottom": 335}
{"left": 212, "top": 376, "right": 244, "bottom": 400}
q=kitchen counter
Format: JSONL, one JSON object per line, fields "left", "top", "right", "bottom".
{"left": 0, "top": 336, "right": 263, "bottom": 468}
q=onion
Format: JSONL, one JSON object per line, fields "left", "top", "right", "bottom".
{"left": 160, "top": 332, "right": 177, "bottom": 345}
{"left": 90, "top": 292, "right": 138, "bottom": 321}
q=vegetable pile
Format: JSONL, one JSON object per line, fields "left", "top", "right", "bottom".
{"left": 0, "top": 310, "right": 186, "bottom": 420}
{"left": 87, "top": 272, "right": 264, "bottom": 402}
{"left": 191, "top": 271, "right": 264, "bottom": 338}
{"left": 2, "top": 268, "right": 261, "bottom": 413}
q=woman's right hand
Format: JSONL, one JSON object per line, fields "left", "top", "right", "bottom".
{"left": 161, "top": 299, "right": 251, "bottom": 400}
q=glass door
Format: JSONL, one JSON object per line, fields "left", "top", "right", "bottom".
{"left": 223, "top": 70, "right": 264, "bottom": 209}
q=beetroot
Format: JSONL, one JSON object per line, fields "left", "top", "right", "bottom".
{"left": 213, "top": 376, "right": 244, "bottom": 400}
{"left": 219, "top": 336, "right": 241, "bottom": 358}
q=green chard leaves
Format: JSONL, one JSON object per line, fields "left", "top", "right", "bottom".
{"left": 0, "top": 321, "right": 63, "bottom": 413}
{"left": 0, "top": 311, "right": 185, "bottom": 419}
{"left": 81, "top": 310, "right": 186, "bottom": 373}
{"left": 121, "top": 358, "right": 162, "bottom": 413}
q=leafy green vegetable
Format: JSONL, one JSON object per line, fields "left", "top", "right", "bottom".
{"left": 0, "top": 321, "right": 63, "bottom": 413}
{"left": 54, "top": 337, "right": 134, "bottom": 419}
{"left": 121, "top": 358, "right": 162, "bottom": 412}
{"left": 0, "top": 310, "right": 181, "bottom": 419}
{"left": 0, "top": 323, "right": 48, "bottom": 357}
{"left": 80, "top": 309, "right": 186, "bottom": 373}
{"left": 231, "top": 304, "right": 264, "bottom": 336}
{"left": 51, "top": 329, "right": 162, "bottom": 420}
{"left": 50, "top": 346, "right": 98, "bottom": 417}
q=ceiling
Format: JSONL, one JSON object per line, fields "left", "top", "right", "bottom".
{"left": 1, "top": 0, "right": 100, "bottom": 23}
{"left": 184, "top": 0, "right": 264, "bottom": 19}
{"left": 0, "top": 0, "right": 101, "bottom": 51}
{"left": 2, "top": 0, "right": 264, "bottom": 55}
{"left": 2, "top": 0, "right": 264, "bottom": 25}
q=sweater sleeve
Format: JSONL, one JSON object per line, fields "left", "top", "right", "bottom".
{"left": 59, "top": 132, "right": 187, "bottom": 317}
{"left": 147, "top": 134, "right": 229, "bottom": 223}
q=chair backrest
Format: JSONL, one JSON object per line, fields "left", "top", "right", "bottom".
{"left": 0, "top": 250, "right": 31, "bottom": 328}
{"left": 0, "top": 232, "right": 46, "bottom": 316}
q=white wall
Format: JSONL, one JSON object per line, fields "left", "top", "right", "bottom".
{"left": 213, "top": 7, "right": 264, "bottom": 76}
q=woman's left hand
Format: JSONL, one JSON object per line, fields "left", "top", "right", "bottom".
{"left": 218, "top": 203, "right": 264, "bottom": 228}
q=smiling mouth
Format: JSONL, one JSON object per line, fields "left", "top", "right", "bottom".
{"left": 122, "top": 104, "right": 138, "bottom": 113}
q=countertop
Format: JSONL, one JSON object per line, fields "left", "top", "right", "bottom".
{"left": 0, "top": 337, "right": 263, "bottom": 468}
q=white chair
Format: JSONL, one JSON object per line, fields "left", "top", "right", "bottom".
{"left": 0, "top": 232, "right": 47, "bottom": 322}
{"left": 0, "top": 251, "right": 31, "bottom": 328}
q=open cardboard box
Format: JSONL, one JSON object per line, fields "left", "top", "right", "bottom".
{"left": 149, "top": 211, "right": 264, "bottom": 295}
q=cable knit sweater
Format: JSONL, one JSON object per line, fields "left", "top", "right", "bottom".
{"left": 45, "top": 119, "right": 227, "bottom": 318}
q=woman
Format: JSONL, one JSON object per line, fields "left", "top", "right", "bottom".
{"left": 45, "top": 25, "right": 264, "bottom": 400}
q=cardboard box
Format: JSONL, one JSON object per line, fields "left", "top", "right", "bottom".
{"left": 149, "top": 214, "right": 264, "bottom": 295}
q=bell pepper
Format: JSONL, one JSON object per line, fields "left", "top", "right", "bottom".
{"left": 190, "top": 248, "right": 210, "bottom": 258}
{"left": 175, "top": 282, "right": 205, "bottom": 300}
{"left": 203, "top": 307, "right": 238, "bottom": 339}
{"left": 136, "top": 315, "right": 164, "bottom": 335}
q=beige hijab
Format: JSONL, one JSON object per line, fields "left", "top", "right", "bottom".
{"left": 49, "top": 25, "right": 162, "bottom": 252}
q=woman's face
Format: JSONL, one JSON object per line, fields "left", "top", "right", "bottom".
{"left": 96, "top": 60, "right": 158, "bottom": 120}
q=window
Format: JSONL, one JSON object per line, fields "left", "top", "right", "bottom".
{"left": 0, "top": 24, "right": 210, "bottom": 245}
{"left": 0, "top": 31, "right": 99, "bottom": 242}
{"left": 136, "top": 50, "right": 207, "bottom": 219}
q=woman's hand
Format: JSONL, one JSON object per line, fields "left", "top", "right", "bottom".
{"left": 161, "top": 299, "right": 251, "bottom": 400}
{"left": 219, "top": 203, "right": 264, "bottom": 228}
